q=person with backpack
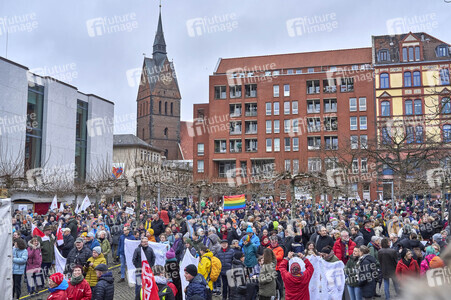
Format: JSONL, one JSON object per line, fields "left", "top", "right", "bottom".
{"left": 151, "top": 265, "right": 175, "bottom": 300}
{"left": 198, "top": 245, "right": 221, "bottom": 296}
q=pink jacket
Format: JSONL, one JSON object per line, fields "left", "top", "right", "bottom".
{"left": 26, "top": 240, "right": 43, "bottom": 273}
{"left": 420, "top": 254, "right": 435, "bottom": 275}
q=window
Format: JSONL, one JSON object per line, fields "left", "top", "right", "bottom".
{"left": 308, "top": 158, "right": 321, "bottom": 172}
{"left": 307, "top": 136, "right": 321, "bottom": 150}
{"left": 350, "top": 117, "right": 358, "bottom": 130}
{"left": 402, "top": 47, "right": 408, "bottom": 62}
{"left": 413, "top": 71, "right": 421, "bottom": 86}
{"left": 26, "top": 85, "right": 44, "bottom": 171}
{"left": 293, "top": 159, "right": 299, "bottom": 174}
{"left": 359, "top": 116, "right": 367, "bottom": 130}
{"left": 444, "top": 125, "right": 451, "bottom": 143}
{"left": 230, "top": 103, "right": 242, "bottom": 117}
{"left": 307, "top": 118, "right": 321, "bottom": 132}
{"left": 214, "top": 140, "right": 227, "bottom": 153}
{"left": 440, "top": 69, "right": 450, "bottom": 85}
{"left": 240, "top": 161, "right": 247, "bottom": 177}
{"left": 170, "top": 103, "right": 173, "bottom": 115}
{"left": 158, "top": 101, "right": 162, "bottom": 114}
{"left": 245, "top": 84, "right": 257, "bottom": 97}
{"left": 416, "top": 126, "right": 424, "bottom": 143}
{"left": 273, "top": 70, "right": 280, "bottom": 76}
{"left": 377, "top": 49, "right": 390, "bottom": 62}
{"left": 352, "top": 65, "right": 358, "bottom": 71}
{"left": 266, "top": 139, "right": 272, "bottom": 152}
{"left": 245, "top": 139, "right": 258, "bottom": 152}
{"left": 284, "top": 102, "right": 290, "bottom": 114}
{"left": 296, "top": 69, "right": 302, "bottom": 74}
{"left": 414, "top": 99, "right": 422, "bottom": 115}
{"left": 381, "top": 101, "right": 391, "bottom": 116}
{"left": 409, "top": 47, "right": 414, "bottom": 61}
{"left": 352, "top": 159, "right": 359, "bottom": 174}
{"left": 273, "top": 85, "right": 279, "bottom": 97}
{"left": 380, "top": 73, "right": 389, "bottom": 88}
{"left": 340, "top": 78, "right": 354, "bottom": 92}
{"left": 361, "top": 159, "right": 368, "bottom": 173}
{"left": 293, "top": 138, "right": 299, "bottom": 151}
{"left": 271, "top": 121, "right": 279, "bottom": 135}
{"left": 284, "top": 84, "right": 290, "bottom": 96}
{"left": 274, "top": 102, "right": 280, "bottom": 115}
{"left": 284, "top": 160, "right": 291, "bottom": 172}
{"left": 230, "top": 140, "right": 242, "bottom": 153}
{"left": 382, "top": 127, "right": 391, "bottom": 144}
{"left": 245, "top": 121, "right": 257, "bottom": 134}
{"left": 360, "top": 135, "right": 368, "bottom": 149}
{"left": 274, "top": 138, "right": 280, "bottom": 151}
{"left": 230, "top": 121, "right": 242, "bottom": 134}
{"left": 307, "top": 100, "right": 320, "bottom": 113}
{"left": 349, "top": 98, "right": 357, "bottom": 112}
{"left": 323, "top": 79, "right": 337, "bottom": 93}
{"left": 324, "top": 99, "right": 337, "bottom": 113}
{"left": 245, "top": 103, "right": 257, "bottom": 116}
{"left": 405, "top": 100, "right": 413, "bottom": 115}
{"left": 404, "top": 72, "right": 412, "bottom": 87}
{"left": 406, "top": 126, "right": 414, "bottom": 144}
{"left": 359, "top": 97, "right": 367, "bottom": 111}
{"left": 284, "top": 119, "right": 290, "bottom": 133}
{"left": 266, "top": 102, "right": 271, "bottom": 115}
{"left": 164, "top": 102, "right": 168, "bottom": 114}
{"left": 197, "top": 143, "right": 204, "bottom": 156}
{"left": 325, "top": 158, "right": 338, "bottom": 171}
{"left": 284, "top": 137, "right": 291, "bottom": 151}
{"left": 308, "top": 68, "right": 314, "bottom": 73}
{"left": 218, "top": 161, "right": 236, "bottom": 178}
{"left": 324, "top": 117, "right": 338, "bottom": 131}
{"left": 307, "top": 80, "right": 320, "bottom": 94}
{"left": 287, "top": 69, "right": 293, "bottom": 75}
{"left": 442, "top": 97, "right": 451, "bottom": 114}
{"left": 230, "top": 85, "right": 242, "bottom": 98}
{"left": 197, "top": 160, "right": 204, "bottom": 173}
{"left": 214, "top": 86, "right": 226, "bottom": 99}
{"left": 329, "top": 66, "right": 337, "bottom": 72}
{"left": 415, "top": 46, "right": 420, "bottom": 61}
{"left": 325, "top": 136, "right": 338, "bottom": 150}
{"left": 75, "top": 100, "right": 88, "bottom": 180}
{"left": 292, "top": 119, "right": 299, "bottom": 133}
{"left": 266, "top": 120, "right": 272, "bottom": 134}
{"left": 437, "top": 45, "right": 449, "bottom": 57}
{"left": 292, "top": 101, "right": 298, "bottom": 114}
{"left": 351, "top": 135, "right": 358, "bottom": 149}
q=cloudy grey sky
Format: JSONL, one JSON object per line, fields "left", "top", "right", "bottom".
{"left": 1, "top": 0, "right": 450, "bottom": 133}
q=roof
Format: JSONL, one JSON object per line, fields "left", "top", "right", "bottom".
{"left": 179, "top": 121, "right": 194, "bottom": 160}
{"left": 214, "top": 47, "right": 372, "bottom": 74}
{"left": 113, "top": 134, "right": 164, "bottom": 152}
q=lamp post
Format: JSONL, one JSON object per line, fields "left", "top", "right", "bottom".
{"left": 135, "top": 174, "right": 142, "bottom": 220}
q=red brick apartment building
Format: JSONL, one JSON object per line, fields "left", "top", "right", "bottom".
{"left": 193, "top": 48, "right": 377, "bottom": 201}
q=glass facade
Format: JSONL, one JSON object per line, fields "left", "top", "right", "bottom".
{"left": 25, "top": 84, "right": 44, "bottom": 171}
{"left": 75, "top": 100, "right": 88, "bottom": 181}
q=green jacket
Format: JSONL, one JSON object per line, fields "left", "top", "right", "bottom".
{"left": 344, "top": 256, "right": 360, "bottom": 287}
{"left": 99, "top": 238, "right": 111, "bottom": 256}
{"left": 368, "top": 243, "right": 380, "bottom": 267}
{"left": 325, "top": 254, "right": 340, "bottom": 263}
{"left": 259, "top": 258, "right": 277, "bottom": 297}
{"left": 39, "top": 236, "right": 55, "bottom": 263}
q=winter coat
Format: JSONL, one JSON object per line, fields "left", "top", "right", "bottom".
{"left": 351, "top": 232, "right": 365, "bottom": 247}
{"left": 396, "top": 258, "right": 419, "bottom": 281}
{"left": 92, "top": 271, "right": 114, "bottom": 300}
{"left": 314, "top": 235, "right": 334, "bottom": 252}
{"left": 198, "top": 250, "right": 214, "bottom": 290}
{"left": 98, "top": 238, "right": 111, "bottom": 257}
{"left": 268, "top": 245, "right": 284, "bottom": 270}
{"left": 47, "top": 289, "right": 68, "bottom": 300}
{"left": 26, "top": 240, "right": 43, "bottom": 273}
{"left": 185, "top": 273, "right": 207, "bottom": 300}
{"left": 378, "top": 248, "right": 398, "bottom": 279}
{"left": 85, "top": 253, "right": 107, "bottom": 287}
{"left": 67, "top": 278, "right": 92, "bottom": 300}
{"left": 420, "top": 254, "right": 436, "bottom": 275}
{"left": 358, "top": 254, "right": 378, "bottom": 298}
{"left": 151, "top": 219, "right": 165, "bottom": 237}
{"left": 243, "top": 242, "right": 258, "bottom": 268}
{"left": 259, "top": 258, "right": 277, "bottom": 297}
{"left": 67, "top": 218, "right": 78, "bottom": 240}
{"left": 216, "top": 247, "right": 234, "bottom": 275}
{"left": 344, "top": 256, "right": 360, "bottom": 287}
{"left": 132, "top": 245, "right": 156, "bottom": 269}
{"left": 165, "top": 258, "right": 182, "bottom": 300}
{"left": 60, "top": 234, "right": 75, "bottom": 258}
{"left": 117, "top": 232, "right": 135, "bottom": 256}
{"left": 156, "top": 281, "right": 175, "bottom": 300}
{"left": 239, "top": 234, "right": 260, "bottom": 248}
{"left": 85, "top": 239, "right": 100, "bottom": 251}
{"left": 279, "top": 258, "right": 314, "bottom": 300}
{"left": 13, "top": 247, "right": 28, "bottom": 275}
{"left": 229, "top": 258, "right": 247, "bottom": 300}
{"left": 333, "top": 238, "right": 356, "bottom": 264}
{"left": 367, "top": 242, "right": 380, "bottom": 266}
{"left": 66, "top": 246, "right": 92, "bottom": 274}
{"left": 360, "top": 228, "right": 375, "bottom": 246}
{"left": 40, "top": 235, "right": 55, "bottom": 263}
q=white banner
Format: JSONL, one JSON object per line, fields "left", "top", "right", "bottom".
{"left": 80, "top": 195, "right": 91, "bottom": 212}
{"left": 180, "top": 250, "right": 199, "bottom": 300}
{"left": 124, "top": 239, "right": 169, "bottom": 284}
{"left": 0, "top": 199, "right": 12, "bottom": 300}
{"left": 50, "top": 195, "right": 58, "bottom": 211}
{"left": 306, "top": 255, "right": 345, "bottom": 300}
{"left": 54, "top": 245, "right": 67, "bottom": 274}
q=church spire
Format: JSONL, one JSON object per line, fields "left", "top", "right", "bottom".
{"left": 153, "top": 7, "right": 167, "bottom": 56}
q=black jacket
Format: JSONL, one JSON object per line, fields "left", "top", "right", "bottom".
{"left": 216, "top": 247, "right": 235, "bottom": 275}
{"left": 229, "top": 258, "right": 247, "bottom": 300}
{"left": 65, "top": 246, "right": 92, "bottom": 274}
{"left": 66, "top": 219, "right": 78, "bottom": 240}
{"left": 59, "top": 234, "right": 74, "bottom": 258}
{"left": 360, "top": 228, "right": 375, "bottom": 246}
{"left": 358, "top": 254, "right": 378, "bottom": 298}
{"left": 132, "top": 245, "right": 156, "bottom": 269}
{"left": 314, "top": 235, "right": 334, "bottom": 252}
{"left": 378, "top": 248, "right": 398, "bottom": 279}
{"left": 157, "top": 282, "right": 175, "bottom": 300}
{"left": 151, "top": 219, "right": 165, "bottom": 237}
{"left": 93, "top": 271, "right": 114, "bottom": 300}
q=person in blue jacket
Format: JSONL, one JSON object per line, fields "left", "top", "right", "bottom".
{"left": 85, "top": 232, "right": 101, "bottom": 250}
{"left": 13, "top": 238, "right": 28, "bottom": 299}
{"left": 239, "top": 226, "right": 260, "bottom": 248}
{"left": 117, "top": 226, "right": 136, "bottom": 282}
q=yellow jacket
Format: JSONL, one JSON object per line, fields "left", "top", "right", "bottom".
{"left": 85, "top": 253, "right": 107, "bottom": 287}
{"left": 198, "top": 250, "right": 213, "bottom": 290}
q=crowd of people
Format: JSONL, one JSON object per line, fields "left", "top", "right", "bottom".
{"left": 11, "top": 196, "right": 451, "bottom": 300}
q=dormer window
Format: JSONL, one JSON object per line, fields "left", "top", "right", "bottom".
{"left": 377, "top": 49, "right": 390, "bottom": 62}
{"left": 436, "top": 45, "right": 449, "bottom": 57}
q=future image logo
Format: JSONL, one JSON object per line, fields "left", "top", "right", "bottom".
{"left": 186, "top": 13, "right": 238, "bottom": 37}
{"left": 86, "top": 13, "right": 138, "bottom": 37}
{"left": 287, "top": 13, "right": 338, "bottom": 37}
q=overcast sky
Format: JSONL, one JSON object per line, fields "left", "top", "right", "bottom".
{"left": 1, "top": 0, "right": 450, "bottom": 134}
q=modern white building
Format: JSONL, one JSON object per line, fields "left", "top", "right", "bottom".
{"left": 0, "top": 56, "right": 114, "bottom": 213}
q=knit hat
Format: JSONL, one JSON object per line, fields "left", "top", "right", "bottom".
{"left": 184, "top": 264, "right": 198, "bottom": 277}
{"left": 246, "top": 226, "right": 253, "bottom": 233}
{"left": 400, "top": 248, "right": 409, "bottom": 259}
{"left": 50, "top": 273, "right": 64, "bottom": 286}
{"left": 432, "top": 233, "right": 442, "bottom": 242}
{"left": 166, "top": 249, "right": 176, "bottom": 259}
{"left": 234, "top": 252, "right": 243, "bottom": 260}
{"left": 186, "top": 215, "right": 192, "bottom": 220}
{"left": 243, "top": 235, "right": 250, "bottom": 243}
{"left": 425, "top": 246, "right": 436, "bottom": 256}
{"left": 429, "top": 256, "right": 445, "bottom": 269}
{"left": 93, "top": 246, "right": 102, "bottom": 254}
{"left": 290, "top": 263, "right": 302, "bottom": 276}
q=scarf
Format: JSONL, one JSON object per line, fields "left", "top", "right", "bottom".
{"left": 402, "top": 258, "right": 412, "bottom": 267}
{"left": 70, "top": 275, "right": 84, "bottom": 285}
{"left": 49, "top": 279, "right": 69, "bottom": 293}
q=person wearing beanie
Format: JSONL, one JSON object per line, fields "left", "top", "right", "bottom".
{"left": 47, "top": 272, "right": 68, "bottom": 300}
{"left": 85, "top": 245, "right": 107, "bottom": 287}
{"left": 239, "top": 226, "right": 260, "bottom": 248}
{"left": 242, "top": 233, "right": 259, "bottom": 270}
{"left": 66, "top": 265, "right": 92, "bottom": 300}
{"left": 229, "top": 250, "right": 247, "bottom": 299}
{"left": 184, "top": 264, "right": 207, "bottom": 299}
{"left": 165, "top": 248, "right": 182, "bottom": 300}
{"left": 93, "top": 264, "right": 114, "bottom": 300}
{"left": 279, "top": 252, "right": 314, "bottom": 300}
{"left": 396, "top": 248, "right": 419, "bottom": 282}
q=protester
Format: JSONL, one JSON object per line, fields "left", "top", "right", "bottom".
{"left": 65, "top": 238, "right": 92, "bottom": 275}
{"left": 117, "top": 226, "right": 135, "bottom": 282}
{"left": 279, "top": 251, "right": 314, "bottom": 300}
{"left": 259, "top": 248, "right": 277, "bottom": 300}
{"left": 47, "top": 272, "right": 69, "bottom": 300}
{"left": 85, "top": 246, "right": 107, "bottom": 288}
{"left": 67, "top": 265, "right": 92, "bottom": 300}
{"left": 13, "top": 238, "right": 28, "bottom": 300}
{"left": 93, "top": 264, "right": 114, "bottom": 300}
{"left": 132, "top": 237, "right": 156, "bottom": 300}
{"left": 184, "top": 264, "right": 207, "bottom": 299}
{"left": 396, "top": 248, "right": 420, "bottom": 282}
{"left": 358, "top": 245, "right": 378, "bottom": 300}
{"left": 344, "top": 247, "right": 362, "bottom": 300}
{"left": 26, "top": 237, "right": 44, "bottom": 295}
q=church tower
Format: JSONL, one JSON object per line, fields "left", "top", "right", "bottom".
{"left": 136, "top": 7, "right": 182, "bottom": 160}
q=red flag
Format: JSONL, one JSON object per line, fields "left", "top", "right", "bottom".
{"left": 141, "top": 248, "right": 159, "bottom": 300}
{"left": 56, "top": 223, "right": 64, "bottom": 246}
{"left": 32, "top": 223, "right": 45, "bottom": 238}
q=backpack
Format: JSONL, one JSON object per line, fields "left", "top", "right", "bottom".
{"left": 205, "top": 256, "right": 222, "bottom": 282}
{"left": 158, "top": 284, "right": 170, "bottom": 300}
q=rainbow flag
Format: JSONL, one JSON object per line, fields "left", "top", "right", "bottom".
{"left": 223, "top": 194, "right": 246, "bottom": 211}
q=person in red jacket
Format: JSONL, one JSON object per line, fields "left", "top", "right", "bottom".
{"left": 280, "top": 251, "right": 314, "bottom": 300}
{"left": 47, "top": 272, "right": 68, "bottom": 300}
{"left": 333, "top": 230, "right": 356, "bottom": 264}
{"left": 395, "top": 248, "right": 420, "bottom": 282}
{"left": 67, "top": 265, "right": 92, "bottom": 300}
{"left": 159, "top": 207, "right": 170, "bottom": 226}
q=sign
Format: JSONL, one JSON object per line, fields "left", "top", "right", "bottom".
{"left": 125, "top": 207, "right": 134, "bottom": 215}
{"left": 112, "top": 163, "right": 125, "bottom": 179}
{"left": 18, "top": 205, "right": 28, "bottom": 212}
